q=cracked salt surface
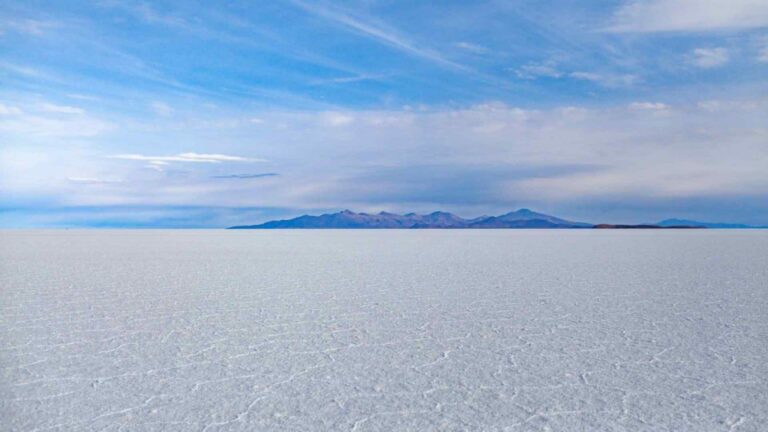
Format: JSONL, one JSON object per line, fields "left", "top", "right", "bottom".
{"left": 1, "top": 230, "right": 767, "bottom": 431}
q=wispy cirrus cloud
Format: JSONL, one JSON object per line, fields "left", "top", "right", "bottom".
{"left": 454, "top": 42, "right": 489, "bottom": 55}
{"left": 288, "top": 0, "right": 468, "bottom": 73}
{"left": 513, "top": 62, "right": 638, "bottom": 88}
{"left": 0, "top": 61, "right": 49, "bottom": 79}
{"left": 40, "top": 103, "right": 85, "bottom": 114}
{"left": 290, "top": 1, "right": 438, "bottom": 62}
{"left": 150, "top": 101, "right": 174, "bottom": 116}
{"left": 0, "top": 19, "right": 57, "bottom": 36}
{"left": 310, "top": 73, "right": 387, "bottom": 85}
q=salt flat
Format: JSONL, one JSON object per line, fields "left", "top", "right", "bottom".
{"left": 1, "top": 230, "right": 767, "bottom": 431}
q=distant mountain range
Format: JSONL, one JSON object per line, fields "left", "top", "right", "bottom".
{"left": 230, "top": 209, "right": 590, "bottom": 229}
{"left": 229, "top": 209, "right": 762, "bottom": 229}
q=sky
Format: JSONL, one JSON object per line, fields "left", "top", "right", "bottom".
{"left": 1, "top": 0, "right": 767, "bottom": 227}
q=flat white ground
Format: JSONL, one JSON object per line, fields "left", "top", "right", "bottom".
{"left": 1, "top": 230, "right": 767, "bottom": 431}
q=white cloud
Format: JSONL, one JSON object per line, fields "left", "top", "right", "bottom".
{"left": 758, "top": 40, "right": 768, "bottom": 62}
{"left": 0, "top": 103, "right": 22, "bottom": 115}
{"left": 697, "top": 99, "right": 760, "bottom": 112}
{"left": 111, "top": 152, "right": 263, "bottom": 164}
{"left": 454, "top": 42, "right": 489, "bottom": 54}
{"left": 131, "top": 3, "right": 188, "bottom": 28}
{"left": 150, "top": 101, "right": 174, "bottom": 116}
{"left": 0, "top": 62, "right": 47, "bottom": 78}
{"left": 514, "top": 63, "right": 638, "bottom": 87}
{"left": 110, "top": 151, "right": 265, "bottom": 172}
{"left": 515, "top": 62, "right": 563, "bottom": 80}
{"left": 0, "top": 114, "right": 111, "bottom": 137}
{"left": 67, "top": 177, "right": 121, "bottom": 184}
{"left": 570, "top": 71, "right": 639, "bottom": 87}
{"left": 41, "top": 103, "right": 85, "bottom": 114}
{"left": 67, "top": 93, "right": 100, "bottom": 101}
{"left": 629, "top": 102, "right": 669, "bottom": 110}
{"left": 312, "top": 73, "right": 385, "bottom": 85}
{"left": 698, "top": 100, "right": 721, "bottom": 112}
{"left": 606, "top": 0, "right": 768, "bottom": 32}
{"left": 325, "top": 112, "right": 354, "bottom": 126}
{"left": 0, "top": 19, "right": 56, "bottom": 36}
{"left": 691, "top": 48, "right": 730, "bottom": 68}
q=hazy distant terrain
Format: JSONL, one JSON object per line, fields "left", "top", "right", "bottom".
{"left": 229, "top": 209, "right": 593, "bottom": 229}
{"left": 2, "top": 230, "right": 767, "bottom": 431}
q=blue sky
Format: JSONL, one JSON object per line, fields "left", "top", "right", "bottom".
{"left": 1, "top": 0, "right": 767, "bottom": 227}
